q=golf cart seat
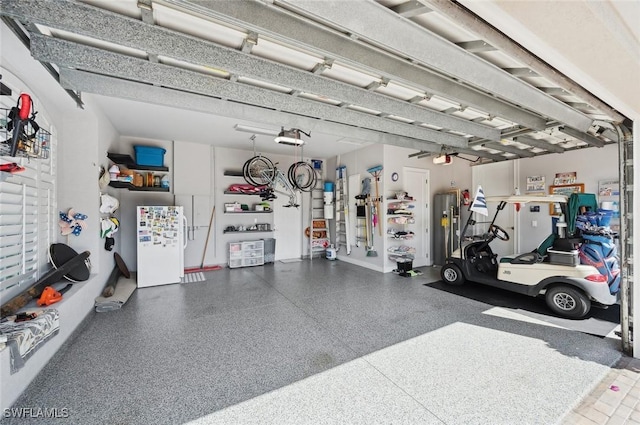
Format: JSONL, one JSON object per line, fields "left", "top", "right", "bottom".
{"left": 499, "top": 233, "right": 556, "bottom": 264}
{"left": 499, "top": 252, "right": 543, "bottom": 264}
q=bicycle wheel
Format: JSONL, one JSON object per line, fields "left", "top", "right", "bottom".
{"left": 288, "top": 161, "right": 317, "bottom": 192}
{"left": 243, "top": 155, "right": 275, "bottom": 186}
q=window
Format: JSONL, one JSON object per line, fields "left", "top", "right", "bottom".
{"left": 0, "top": 72, "right": 57, "bottom": 302}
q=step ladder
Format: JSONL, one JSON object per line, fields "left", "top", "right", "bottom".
{"left": 309, "top": 171, "right": 328, "bottom": 260}
{"left": 355, "top": 195, "right": 368, "bottom": 248}
{"left": 335, "top": 166, "right": 351, "bottom": 255}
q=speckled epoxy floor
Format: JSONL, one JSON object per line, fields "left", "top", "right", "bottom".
{"left": 6, "top": 260, "right": 621, "bottom": 424}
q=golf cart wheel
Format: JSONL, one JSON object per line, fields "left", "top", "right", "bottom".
{"left": 441, "top": 264, "right": 465, "bottom": 286}
{"left": 545, "top": 285, "right": 591, "bottom": 319}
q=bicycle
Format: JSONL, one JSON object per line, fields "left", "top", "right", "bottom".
{"left": 243, "top": 155, "right": 308, "bottom": 208}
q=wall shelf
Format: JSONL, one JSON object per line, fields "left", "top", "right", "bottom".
{"left": 224, "top": 190, "right": 266, "bottom": 196}
{"left": 223, "top": 229, "right": 273, "bottom": 234}
{"left": 107, "top": 153, "right": 168, "bottom": 172}
{"left": 223, "top": 170, "right": 244, "bottom": 177}
{"left": 108, "top": 181, "right": 170, "bottom": 192}
{"left": 224, "top": 211, "right": 272, "bottom": 214}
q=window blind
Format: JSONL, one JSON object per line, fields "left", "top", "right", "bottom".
{"left": 0, "top": 88, "right": 56, "bottom": 302}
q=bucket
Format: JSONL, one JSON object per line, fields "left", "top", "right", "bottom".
{"left": 326, "top": 246, "right": 337, "bottom": 260}
{"left": 396, "top": 259, "right": 413, "bottom": 272}
{"left": 324, "top": 205, "right": 334, "bottom": 219}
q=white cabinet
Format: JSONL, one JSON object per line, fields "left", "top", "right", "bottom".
{"left": 173, "top": 140, "right": 212, "bottom": 195}
{"left": 228, "top": 240, "right": 264, "bottom": 268}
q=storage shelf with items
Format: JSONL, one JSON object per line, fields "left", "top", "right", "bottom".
{"left": 228, "top": 240, "right": 264, "bottom": 268}
{"left": 386, "top": 192, "right": 417, "bottom": 269}
{"left": 222, "top": 201, "right": 273, "bottom": 236}
{"left": 107, "top": 152, "right": 170, "bottom": 192}
{"left": 307, "top": 219, "right": 329, "bottom": 254}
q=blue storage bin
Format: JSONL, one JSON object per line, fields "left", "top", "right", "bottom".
{"left": 597, "top": 209, "right": 613, "bottom": 227}
{"left": 134, "top": 145, "right": 166, "bottom": 167}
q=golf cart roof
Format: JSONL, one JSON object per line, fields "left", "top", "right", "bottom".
{"left": 485, "top": 195, "right": 568, "bottom": 204}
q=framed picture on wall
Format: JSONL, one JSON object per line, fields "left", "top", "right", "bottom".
{"left": 549, "top": 183, "right": 584, "bottom": 215}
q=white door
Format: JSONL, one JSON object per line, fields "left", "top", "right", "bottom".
{"left": 472, "top": 162, "right": 518, "bottom": 256}
{"left": 273, "top": 193, "right": 303, "bottom": 260}
{"left": 403, "top": 168, "right": 430, "bottom": 267}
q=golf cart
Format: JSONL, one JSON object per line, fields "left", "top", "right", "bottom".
{"left": 440, "top": 194, "right": 619, "bottom": 319}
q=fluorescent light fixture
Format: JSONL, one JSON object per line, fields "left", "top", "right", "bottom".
{"left": 234, "top": 124, "right": 279, "bottom": 136}
{"left": 274, "top": 128, "right": 310, "bottom": 146}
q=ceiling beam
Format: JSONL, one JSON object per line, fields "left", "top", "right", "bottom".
{"left": 8, "top": 2, "right": 498, "bottom": 141}
{"left": 455, "top": 40, "right": 496, "bottom": 53}
{"left": 32, "top": 36, "right": 469, "bottom": 147}
{"left": 280, "top": 0, "right": 593, "bottom": 131}
{"left": 538, "top": 87, "right": 570, "bottom": 95}
{"left": 447, "top": 147, "right": 506, "bottom": 162}
{"left": 482, "top": 142, "right": 536, "bottom": 158}
{"left": 514, "top": 135, "right": 566, "bottom": 153}
{"left": 391, "top": 1, "right": 432, "bottom": 18}
{"left": 417, "top": 0, "right": 625, "bottom": 123}
{"left": 58, "top": 69, "right": 444, "bottom": 154}
{"left": 503, "top": 68, "right": 539, "bottom": 78}
{"left": 157, "top": 0, "right": 548, "bottom": 130}
{"left": 557, "top": 126, "right": 606, "bottom": 148}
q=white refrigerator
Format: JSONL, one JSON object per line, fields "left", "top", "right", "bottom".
{"left": 136, "top": 205, "right": 187, "bottom": 287}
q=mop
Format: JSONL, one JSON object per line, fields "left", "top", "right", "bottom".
{"left": 366, "top": 197, "right": 378, "bottom": 256}
{"left": 367, "top": 165, "right": 383, "bottom": 236}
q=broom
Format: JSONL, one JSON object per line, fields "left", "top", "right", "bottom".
{"left": 366, "top": 197, "right": 378, "bottom": 257}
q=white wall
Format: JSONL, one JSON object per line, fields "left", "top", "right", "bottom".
{"left": 517, "top": 144, "right": 618, "bottom": 252}
{"left": 383, "top": 146, "right": 473, "bottom": 269}
{"left": 111, "top": 137, "right": 174, "bottom": 271}
{"left": 334, "top": 143, "right": 385, "bottom": 271}
{"left": 214, "top": 147, "right": 315, "bottom": 265}
{"left": 1, "top": 24, "right": 119, "bottom": 409}
{"left": 331, "top": 144, "right": 474, "bottom": 271}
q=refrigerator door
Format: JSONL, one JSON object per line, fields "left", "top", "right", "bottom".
{"left": 137, "top": 206, "right": 185, "bottom": 288}
{"left": 433, "top": 193, "right": 460, "bottom": 266}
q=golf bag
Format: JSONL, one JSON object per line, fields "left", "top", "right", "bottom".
{"left": 579, "top": 233, "right": 620, "bottom": 294}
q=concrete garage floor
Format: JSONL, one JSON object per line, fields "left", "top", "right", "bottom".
{"left": 7, "top": 260, "right": 622, "bottom": 425}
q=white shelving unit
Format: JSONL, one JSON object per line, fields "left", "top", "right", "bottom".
{"left": 228, "top": 240, "right": 265, "bottom": 268}
{"left": 386, "top": 196, "right": 416, "bottom": 266}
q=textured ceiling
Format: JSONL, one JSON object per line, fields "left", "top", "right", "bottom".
{"left": 0, "top": 0, "right": 626, "bottom": 161}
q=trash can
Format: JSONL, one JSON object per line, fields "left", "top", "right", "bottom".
{"left": 396, "top": 259, "right": 413, "bottom": 273}
{"left": 263, "top": 238, "right": 276, "bottom": 264}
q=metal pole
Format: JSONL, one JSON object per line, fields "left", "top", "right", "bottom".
{"left": 615, "top": 123, "right": 633, "bottom": 356}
